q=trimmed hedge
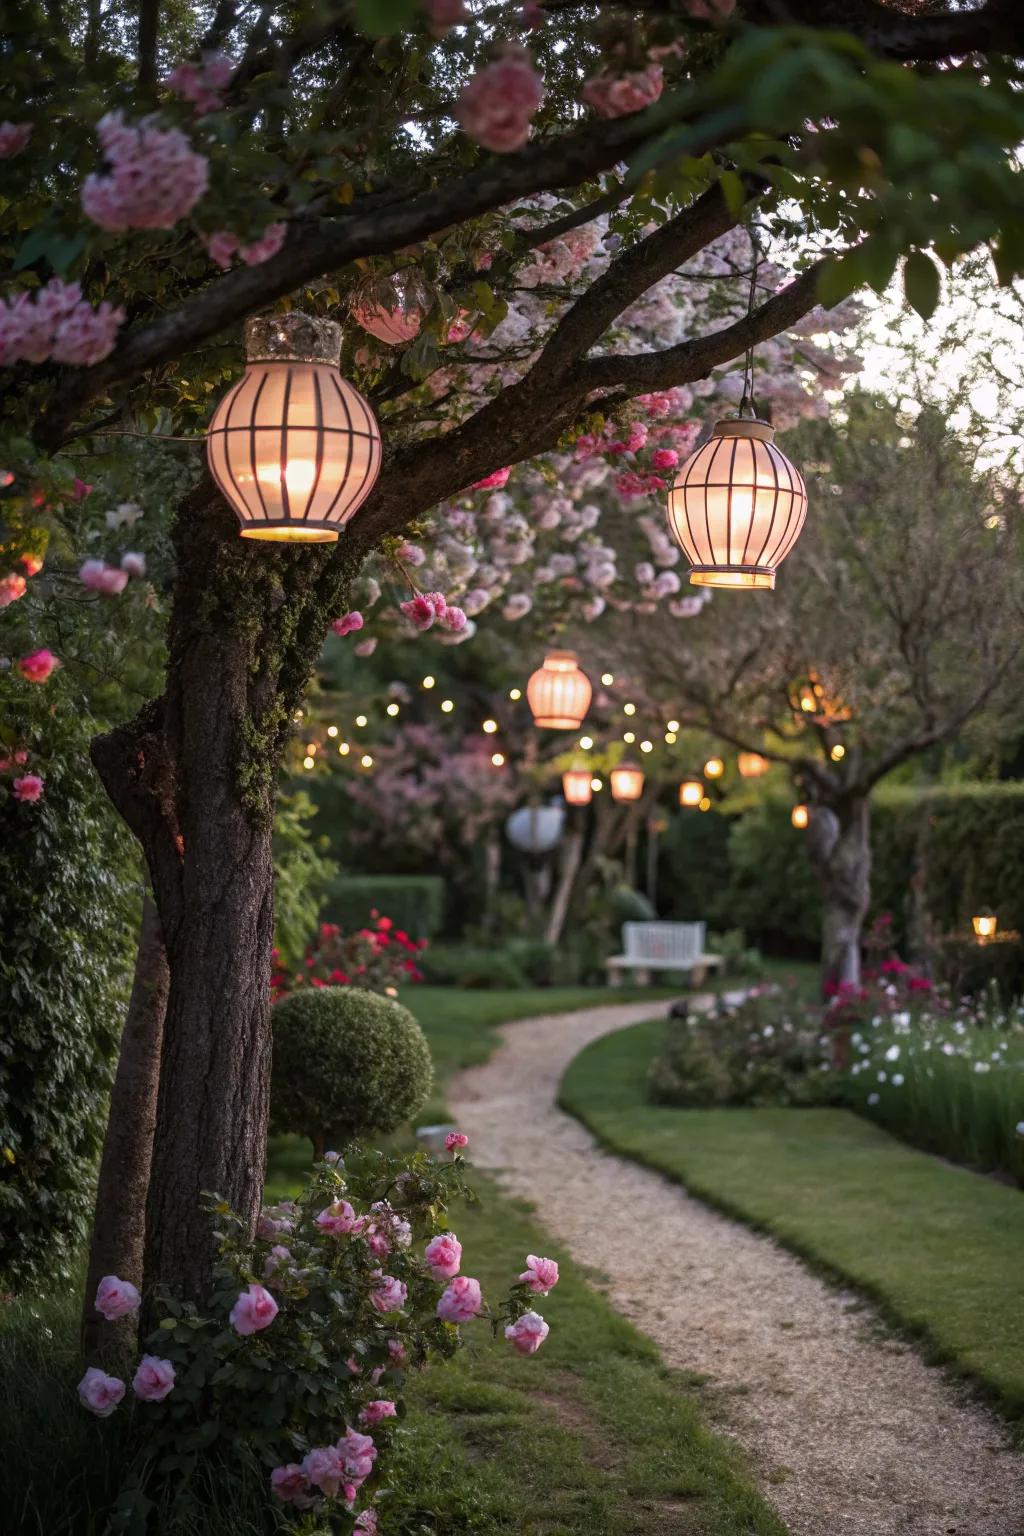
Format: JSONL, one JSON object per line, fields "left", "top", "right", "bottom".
{"left": 321, "top": 875, "right": 445, "bottom": 942}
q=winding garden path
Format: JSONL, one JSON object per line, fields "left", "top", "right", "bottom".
{"left": 450, "top": 1000, "right": 1024, "bottom": 1536}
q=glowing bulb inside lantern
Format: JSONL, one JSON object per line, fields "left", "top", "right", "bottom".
{"left": 972, "top": 914, "right": 997, "bottom": 941}
{"left": 256, "top": 457, "right": 317, "bottom": 496}
{"left": 791, "top": 804, "right": 809, "bottom": 829}
{"left": 679, "top": 779, "right": 703, "bottom": 807}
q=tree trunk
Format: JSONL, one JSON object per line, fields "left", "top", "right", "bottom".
{"left": 546, "top": 823, "right": 584, "bottom": 946}
{"left": 81, "top": 894, "right": 169, "bottom": 1369}
{"left": 805, "top": 796, "right": 872, "bottom": 993}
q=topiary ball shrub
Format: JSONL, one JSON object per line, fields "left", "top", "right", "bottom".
{"left": 271, "top": 987, "right": 433, "bottom": 1158}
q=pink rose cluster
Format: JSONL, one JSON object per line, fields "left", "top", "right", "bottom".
{"left": 165, "top": 50, "right": 235, "bottom": 115}
{"left": 17, "top": 647, "right": 59, "bottom": 684}
{"left": 82, "top": 112, "right": 209, "bottom": 232}
{"left": 205, "top": 222, "right": 287, "bottom": 270}
{"left": 582, "top": 63, "right": 663, "bottom": 120}
{"left": 0, "top": 122, "right": 32, "bottom": 158}
{"left": 78, "top": 1276, "right": 176, "bottom": 1417}
{"left": 272, "top": 1425, "right": 379, "bottom": 1512}
{"left": 399, "top": 591, "right": 467, "bottom": 634}
{"left": 455, "top": 46, "right": 543, "bottom": 154}
{"left": 444, "top": 1130, "right": 469, "bottom": 1154}
{"left": 0, "top": 279, "right": 124, "bottom": 367}
{"left": 79, "top": 551, "right": 145, "bottom": 596}
{"left": 0, "top": 572, "right": 26, "bottom": 607}
{"left": 4, "top": 742, "right": 43, "bottom": 804}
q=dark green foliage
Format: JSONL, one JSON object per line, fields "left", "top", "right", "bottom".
{"left": 608, "top": 885, "right": 657, "bottom": 924}
{"left": 322, "top": 873, "right": 445, "bottom": 941}
{"left": 270, "top": 987, "right": 432, "bottom": 1148}
{"left": 420, "top": 945, "right": 528, "bottom": 990}
{"left": 0, "top": 704, "right": 139, "bottom": 1289}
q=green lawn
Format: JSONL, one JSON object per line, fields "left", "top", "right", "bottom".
{"left": 266, "top": 984, "right": 787, "bottom": 1536}
{"left": 559, "top": 1017, "right": 1024, "bottom": 1424}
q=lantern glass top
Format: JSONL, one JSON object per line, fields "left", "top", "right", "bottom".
{"left": 244, "top": 312, "right": 343, "bottom": 366}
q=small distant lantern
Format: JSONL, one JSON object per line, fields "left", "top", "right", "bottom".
{"left": 679, "top": 778, "right": 704, "bottom": 807}
{"left": 972, "top": 913, "right": 998, "bottom": 942}
{"left": 611, "top": 761, "right": 645, "bottom": 802}
{"left": 791, "top": 803, "right": 809, "bottom": 829}
{"left": 703, "top": 757, "right": 724, "bottom": 779}
{"left": 562, "top": 768, "right": 593, "bottom": 806}
{"left": 667, "top": 418, "right": 807, "bottom": 590}
{"left": 738, "top": 751, "right": 769, "bottom": 778}
{"left": 350, "top": 268, "right": 433, "bottom": 346}
{"left": 527, "top": 650, "right": 592, "bottom": 730}
{"left": 207, "top": 313, "right": 382, "bottom": 543}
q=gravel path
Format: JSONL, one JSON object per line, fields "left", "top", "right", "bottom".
{"left": 450, "top": 1001, "right": 1024, "bottom": 1536}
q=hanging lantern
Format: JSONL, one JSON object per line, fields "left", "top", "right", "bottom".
{"left": 610, "top": 761, "right": 645, "bottom": 802}
{"left": 207, "top": 313, "right": 382, "bottom": 543}
{"left": 791, "top": 803, "right": 809, "bottom": 829}
{"left": 679, "top": 778, "right": 704, "bottom": 807}
{"left": 972, "top": 913, "right": 998, "bottom": 942}
{"left": 738, "top": 751, "right": 769, "bottom": 778}
{"left": 350, "top": 268, "right": 434, "bottom": 346}
{"left": 703, "top": 757, "right": 724, "bottom": 779}
{"left": 527, "top": 650, "right": 592, "bottom": 730}
{"left": 667, "top": 419, "right": 807, "bottom": 590}
{"left": 562, "top": 768, "right": 593, "bottom": 806}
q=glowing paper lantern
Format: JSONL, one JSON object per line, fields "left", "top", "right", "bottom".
{"left": 738, "top": 752, "right": 769, "bottom": 778}
{"left": 679, "top": 778, "right": 703, "bottom": 807}
{"left": 207, "top": 313, "right": 381, "bottom": 543}
{"left": 667, "top": 419, "right": 807, "bottom": 590}
{"left": 527, "top": 650, "right": 592, "bottom": 730}
{"left": 703, "top": 757, "right": 724, "bottom": 779}
{"left": 791, "top": 803, "right": 809, "bottom": 829}
{"left": 610, "top": 761, "right": 645, "bottom": 801}
{"left": 562, "top": 768, "right": 593, "bottom": 806}
{"left": 972, "top": 913, "right": 998, "bottom": 941}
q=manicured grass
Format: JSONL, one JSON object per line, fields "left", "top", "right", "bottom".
{"left": 560, "top": 1017, "right": 1024, "bottom": 1424}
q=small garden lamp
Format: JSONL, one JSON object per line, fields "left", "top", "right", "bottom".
{"left": 610, "top": 761, "right": 645, "bottom": 801}
{"left": 679, "top": 777, "right": 704, "bottom": 807}
{"left": 972, "top": 912, "right": 998, "bottom": 942}
{"left": 207, "top": 312, "right": 382, "bottom": 542}
{"left": 562, "top": 767, "right": 593, "bottom": 806}
{"left": 703, "top": 756, "right": 724, "bottom": 779}
{"left": 738, "top": 751, "right": 769, "bottom": 777}
{"left": 527, "top": 650, "right": 592, "bottom": 730}
{"left": 791, "top": 803, "right": 809, "bottom": 829}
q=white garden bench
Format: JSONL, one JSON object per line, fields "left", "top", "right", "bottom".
{"left": 606, "top": 921, "right": 723, "bottom": 987}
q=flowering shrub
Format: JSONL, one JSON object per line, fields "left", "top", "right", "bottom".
{"left": 272, "top": 913, "right": 426, "bottom": 1000}
{"left": 270, "top": 988, "right": 433, "bottom": 1159}
{"left": 80, "top": 1144, "right": 556, "bottom": 1531}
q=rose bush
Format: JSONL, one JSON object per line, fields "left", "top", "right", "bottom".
{"left": 272, "top": 913, "right": 426, "bottom": 1001}
{"left": 79, "top": 1144, "right": 556, "bottom": 1532}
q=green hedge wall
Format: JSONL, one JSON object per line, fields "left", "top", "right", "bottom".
{"left": 664, "top": 782, "right": 1024, "bottom": 956}
{"left": 321, "top": 874, "right": 445, "bottom": 941}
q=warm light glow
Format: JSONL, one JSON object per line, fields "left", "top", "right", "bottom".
{"left": 338, "top": 742, "right": 350, "bottom": 755}
{"left": 441, "top": 699, "right": 454, "bottom": 713}
{"left": 361, "top": 753, "right": 374, "bottom": 768}
{"left": 704, "top": 757, "right": 724, "bottom": 779}
{"left": 830, "top": 743, "right": 845, "bottom": 760}
{"left": 665, "top": 731, "right": 677, "bottom": 744}
{"left": 387, "top": 702, "right": 400, "bottom": 716}
{"left": 738, "top": 751, "right": 769, "bottom": 778}
{"left": 640, "top": 740, "right": 653, "bottom": 754}
{"left": 384, "top": 985, "right": 398, "bottom": 998}
{"left": 801, "top": 694, "right": 815, "bottom": 712}
{"left": 295, "top": 709, "right": 304, "bottom": 719}
{"left": 679, "top": 778, "right": 704, "bottom": 807}
{"left": 422, "top": 675, "right": 436, "bottom": 689}
{"left": 667, "top": 419, "right": 807, "bottom": 590}
{"left": 601, "top": 672, "right": 615, "bottom": 686}
{"left": 623, "top": 702, "right": 636, "bottom": 716}
{"left": 579, "top": 735, "right": 594, "bottom": 750}
{"left": 207, "top": 314, "right": 382, "bottom": 543}
{"left": 355, "top": 714, "right": 367, "bottom": 727}
{"left": 698, "top": 796, "right": 712, "bottom": 812}
{"left": 509, "top": 687, "right": 522, "bottom": 700}
{"left": 306, "top": 743, "right": 317, "bottom": 754}
{"left": 482, "top": 719, "right": 498, "bottom": 734}
{"left": 302, "top": 755, "right": 315, "bottom": 770}
{"left": 491, "top": 752, "right": 505, "bottom": 767}
{"left": 611, "top": 762, "right": 645, "bottom": 801}
{"left": 972, "top": 914, "right": 998, "bottom": 941}
{"left": 327, "top": 725, "right": 338, "bottom": 738}
{"left": 623, "top": 731, "right": 636, "bottom": 745}
{"left": 591, "top": 777, "right": 603, "bottom": 792}
{"left": 667, "top": 719, "right": 680, "bottom": 732}
{"left": 562, "top": 768, "right": 593, "bottom": 805}
{"left": 791, "top": 803, "right": 809, "bottom": 829}
{"left": 527, "top": 650, "right": 592, "bottom": 730}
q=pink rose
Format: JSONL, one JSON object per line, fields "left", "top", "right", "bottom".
{"left": 12, "top": 774, "right": 43, "bottom": 803}
{"left": 340, "top": 1425, "right": 378, "bottom": 1479}
{"left": 78, "top": 1366, "right": 125, "bottom": 1417}
{"left": 0, "top": 573, "right": 26, "bottom": 607}
{"left": 270, "top": 1463, "right": 313, "bottom": 1506}
{"left": 437, "top": 1275, "right": 482, "bottom": 1323}
{"left": 332, "top": 610, "right": 364, "bottom": 637}
{"left": 455, "top": 47, "right": 543, "bottom": 153}
{"left": 651, "top": 448, "right": 679, "bottom": 470}
{"left": 263, "top": 1243, "right": 291, "bottom": 1279}
{"left": 132, "top": 1354, "right": 175, "bottom": 1402}
{"left": 370, "top": 1271, "right": 407, "bottom": 1314}
{"left": 0, "top": 122, "right": 32, "bottom": 158}
{"left": 359, "top": 1398, "right": 397, "bottom": 1426}
{"left": 470, "top": 467, "right": 511, "bottom": 491}
{"left": 400, "top": 593, "right": 438, "bottom": 631}
{"left": 366, "top": 1230, "right": 392, "bottom": 1260}
{"left": 441, "top": 605, "right": 467, "bottom": 633}
{"left": 17, "top": 648, "right": 58, "bottom": 683}
{"left": 80, "top": 559, "right": 129, "bottom": 595}
{"left": 302, "top": 1444, "right": 346, "bottom": 1496}
{"left": 518, "top": 1254, "right": 559, "bottom": 1295}
{"left": 424, "top": 1232, "right": 462, "bottom": 1280}
{"left": 387, "top": 1336, "right": 409, "bottom": 1367}
{"left": 505, "top": 1309, "right": 549, "bottom": 1355}
{"left": 354, "top": 1511, "right": 379, "bottom": 1533}
{"left": 95, "top": 1274, "right": 141, "bottom": 1321}
{"left": 316, "top": 1199, "right": 362, "bottom": 1236}
{"left": 444, "top": 1131, "right": 469, "bottom": 1153}
{"left": 582, "top": 64, "right": 663, "bottom": 120}
{"left": 229, "top": 1282, "right": 279, "bottom": 1335}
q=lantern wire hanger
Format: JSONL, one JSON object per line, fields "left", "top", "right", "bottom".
{"left": 737, "top": 231, "right": 762, "bottom": 423}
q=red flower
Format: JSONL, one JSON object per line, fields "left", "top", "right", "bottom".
{"left": 329, "top": 968, "right": 350, "bottom": 984}
{"left": 377, "top": 916, "right": 393, "bottom": 931}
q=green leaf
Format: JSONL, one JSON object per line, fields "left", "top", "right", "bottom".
{"left": 816, "top": 252, "right": 864, "bottom": 309}
{"left": 902, "top": 249, "right": 941, "bottom": 318}
{"left": 858, "top": 236, "right": 899, "bottom": 296}
{"left": 353, "top": 0, "right": 417, "bottom": 36}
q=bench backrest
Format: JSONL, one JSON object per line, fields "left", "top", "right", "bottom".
{"left": 622, "top": 921, "right": 706, "bottom": 963}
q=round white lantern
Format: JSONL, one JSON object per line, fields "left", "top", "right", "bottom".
{"left": 527, "top": 650, "right": 592, "bottom": 730}
{"left": 207, "top": 313, "right": 382, "bottom": 543}
{"left": 667, "top": 418, "right": 807, "bottom": 590}
{"left": 505, "top": 803, "right": 565, "bottom": 853}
